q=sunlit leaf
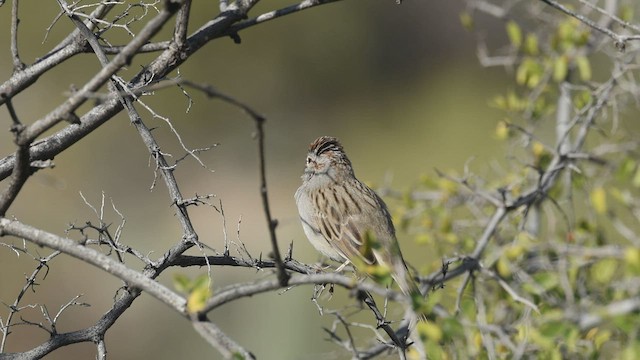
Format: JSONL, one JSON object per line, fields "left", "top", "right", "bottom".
{"left": 491, "top": 95, "right": 507, "bottom": 109}
{"left": 595, "top": 329, "right": 612, "bottom": 350}
{"left": 576, "top": 55, "right": 591, "bottom": 81}
{"left": 553, "top": 56, "right": 568, "bottom": 82}
{"left": 505, "top": 243, "right": 525, "bottom": 260}
{"left": 506, "top": 20, "right": 523, "bottom": 48}
{"left": 590, "top": 258, "right": 617, "bottom": 284}
{"left": 573, "top": 90, "right": 592, "bottom": 110}
{"left": 187, "top": 284, "right": 212, "bottom": 313}
{"left": 495, "top": 121, "right": 509, "bottom": 140}
{"left": 366, "top": 264, "right": 393, "bottom": 286}
{"left": 415, "top": 233, "right": 432, "bottom": 245}
{"left": 417, "top": 321, "right": 443, "bottom": 342}
{"left": 424, "top": 339, "right": 445, "bottom": 359}
{"left": 525, "top": 33, "right": 539, "bottom": 55}
{"left": 532, "top": 141, "right": 545, "bottom": 158}
{"left": 624, "top": 247, "right": 640, "bottom": 272}
{"left": 590, "top": 187, "right": 607, "bottom": 215}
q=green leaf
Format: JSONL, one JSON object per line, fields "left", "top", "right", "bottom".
{"left": 524, "top": 33, "right": 539, "bottom": 55}
{"left": 192, "top": 274, "right": 210, "bottom": 290}
{"left": 187, "top": 284, "right": 212, "bottom": 313}
{"left": 590, "top": 187, "right": 607, "bottom": 215}
{"left": 576, "top": 55, "right": 592, "bottom": 81}
{"left": 625, "top": 247, "right": 640, "bottom": 272}
{"left": 495, "top": 120, "right": 510, "bottom": 140}
{"left": 173, "top": 274, "right": 192, "bottom": 293}
{"left": 590, "top": 258, "right": 617, "bottom": 284}
{"left": 506, "top": 21, "right": 523, "bottom": 48}
{"left": 616, "top": 158, "right": 636, "bottom": 181}
{"left": 417, "top": 322, "right": 443, "bottom": 342}
{"left": 516, "top": 58, "right": 543, "bottom": 88}
{"left": 553, "top": 56, "right": 568, "bottom": 82}
{"left": 490, "top": 95, "right": 507, "bottom": 109}
{"left": 441, "top": 317, "right": 464, "bottom": 340}
{"left": 573, "top": 90, "right": 592, "bottom": 110}
{"left": 365, "top": 263, "right": 393, "bottom": 287}
{"left": 460, "top": 11, "right": 474, "bottom": 30}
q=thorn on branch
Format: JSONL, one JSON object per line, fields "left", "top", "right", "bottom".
{"left": 285, "top": 241, "right": 293, "bottom": 261}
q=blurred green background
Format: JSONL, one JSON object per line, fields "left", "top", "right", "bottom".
{"left": 0, "top": 1, "right": 508, "bottom": 358}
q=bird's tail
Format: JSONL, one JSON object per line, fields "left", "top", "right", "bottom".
{"left": 393, "top": 264, "right": 428, "bottom": 322}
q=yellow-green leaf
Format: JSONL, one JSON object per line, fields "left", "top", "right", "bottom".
{"left": 497, "top": 257, "right": 512, "bottom": 277}
{"left": 192, "top": 274, "right": 210, "bottom": 290}
{"left": 366, "top": 264, "right": 393, "bottom": 286}
{"left": 506, "top": 21, "right": 523, "bottom": 48}
{"left": 553, "top": 56, "right": 568, "bottom": 82}
{"left": 460, "top": 11, "right": 474, "bottom": 30}
{"left": 524, "top": 34, "right": 539, "bottom": 55}
{"left": 516, "top": 61, "right": 528, "bottom": 86}
{"left": 495, "top": 121, "right": 509, "bottom": 140}
{"left": 417, "top": 321, "right": 443, "bottom": 342}
{"left": 574, "top": 90, "right": 592, "bottom": 110}
{"left": 187, "top": 285, "right": 212, "bottom": 313}
{"left": 624, "top": 247, "right": 640, "bottom": 267}
{"left": 532, "top": 141, "right": 546, "bottom": 158}
{"left": 590, "top": 187, "right": 607, "bottom": 214}
{"left": 594, "top": 329, "right": 612, "bottom": 350}
{"left": 173, "top": 274, "right": 192, "bottom": 293}
{"left": 576, "top": 55, "right": 592, "bottom": 81}
{"left": 590, "top": 258, "right": 617, "bottom": 284}
{"left": 505, "top": 243, "right": 525, "bottom": 260}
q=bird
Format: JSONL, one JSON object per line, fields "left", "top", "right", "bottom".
{"left": 294, "top": 136, "right": 423, "bottom": 300}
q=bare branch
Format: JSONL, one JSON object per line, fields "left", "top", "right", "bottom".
{"left": 0, "top": 218, "right": 187, "bottom": 313}
{"left": 538, "top": 0, "right": 640, "bottom": 48}
{"left": 10, "top": 0, "right": 25, "bottom": 71}
{"left": 192, "top": 318, "right": 255, "bottom": 360}
{"left": 255, "top": 117, "right": 290, "bottom": 286}
{"left": 17, "top": 0, "right": 184, "bottom": 146}
{"left": 173, "top": 0, "right": 191, "bottom": 49}
{"left": 200, "top": 273, "right": 404, "bottom": 314}
{"left": 227, "top": 0, "right": 343, "bottom": 36}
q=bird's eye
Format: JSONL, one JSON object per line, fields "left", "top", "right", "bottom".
{"left": 306, "top": 157, "right": 311, "bottom": 164}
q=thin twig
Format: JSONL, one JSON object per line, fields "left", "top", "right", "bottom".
{"left": 255, "top": 117, "right": 290, "bottom": 286}
{"left": 0, "top": 218, "right": 187, "bottom": 313}
{"left": 173, "top": 0, "right": 191, "bottom": 49}
{"left": 10, "top": 0, "right": 25, "bottom": 70}
{"left": 18, "top": 0, "right": 184, "bottom": 146}
{"left": 538, "top": 0, "right": 640, "bottom": 47}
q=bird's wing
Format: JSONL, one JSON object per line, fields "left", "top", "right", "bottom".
{"left": 316, "top": 182, "right": 393, "bottom": 267}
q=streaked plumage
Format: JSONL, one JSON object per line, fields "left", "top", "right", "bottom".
{"left": 295, "top": 136, "right": 421, "bottom": 297}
